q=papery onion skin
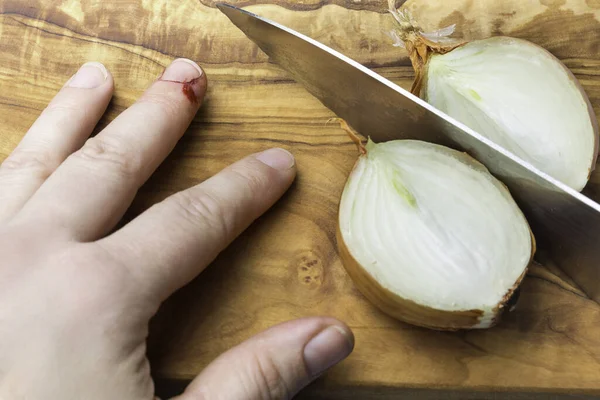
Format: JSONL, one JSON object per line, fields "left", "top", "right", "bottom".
{"left": 336, "top": 139, "right": 536, "bottom": 330}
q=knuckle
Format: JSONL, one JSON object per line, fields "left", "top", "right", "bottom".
{"left": 73, "top": 136, "right": 139, "bottom": 182}
{"left": 0, "top": 149, "right": 56, "bottom": 179}
{"left": 171, "top": 190, "right": 232, "bottom": 241}
{"left": 251, "top": 352, "right": 292, "bottom": 400}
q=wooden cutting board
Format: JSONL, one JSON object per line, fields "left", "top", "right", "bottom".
{"left": 1, "top": 0, "right": 600, "bottom": 398}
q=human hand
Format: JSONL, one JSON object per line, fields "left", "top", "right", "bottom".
{"left": 0, "top": 59, "right": 354, "bottom": 399}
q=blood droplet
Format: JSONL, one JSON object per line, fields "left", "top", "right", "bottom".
{"left": 182, "top": 77, "right": 200, "bottom": 104}
{"left": 158, "top": 77, "right": 200, "bottom": 104}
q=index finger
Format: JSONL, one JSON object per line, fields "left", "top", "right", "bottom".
{"left": 97, "top": 148, "right": 297, "bottom": 301}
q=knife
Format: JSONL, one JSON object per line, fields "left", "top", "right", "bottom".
{"left": 216, "top": 3, "right": 600, "bottom": 303}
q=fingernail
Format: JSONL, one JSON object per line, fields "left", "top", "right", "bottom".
{"left": 161, "top": 58, "right": 203, "bottom": 81}
{"left": 160, "top": 59, "right": 205, "bottom": 103}
{"left": 68, "top": 62, "right": 108, "bottom": 88}
{"left": 303, "top": 325, "right": 354, "bottom": 377}
{"left": 255, "top": 148, "right": 295, "bottom": 170}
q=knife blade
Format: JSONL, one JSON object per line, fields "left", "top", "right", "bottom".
{"left": 217, "top": 3, "right": 600, "bottom": 303}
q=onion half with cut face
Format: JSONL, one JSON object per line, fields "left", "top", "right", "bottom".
{"left": 387, "top": 0, "right": 599, "bottom": 191}
{"left": 336, "top": 138, "right": 535, "bottom": 330}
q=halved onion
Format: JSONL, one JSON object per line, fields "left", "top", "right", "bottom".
{"left": 336, "top": 125, "right": 535, "bottom": 330}
{"left": 422, "top": 37, "right": 598, "bottom": 191}
{"left": 387, "top": 1, "right": 599, "bottom": 191}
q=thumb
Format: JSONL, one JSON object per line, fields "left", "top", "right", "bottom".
{"left": 171, "top": 317, "right": 354, "bottom": 400}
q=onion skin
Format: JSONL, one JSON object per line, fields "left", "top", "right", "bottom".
{"left": 336, "top": 146, "right": 536, "bottom": 331}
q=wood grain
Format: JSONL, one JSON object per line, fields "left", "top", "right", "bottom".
{"left": 1, "top": 0, "right": 600, "bottom": 398}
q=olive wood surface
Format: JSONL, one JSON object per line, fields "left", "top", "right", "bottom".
{"left": 1, "top": 0, "right": 599, "bottom": 398}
